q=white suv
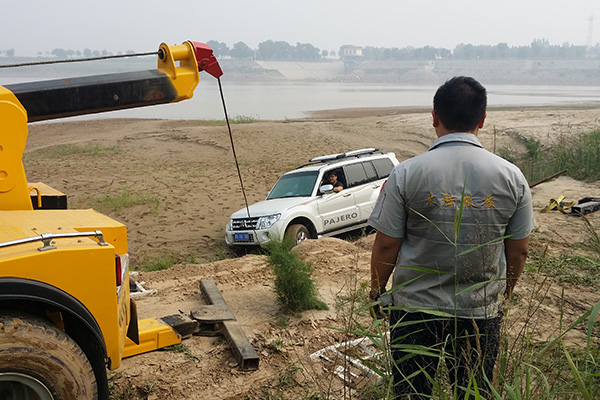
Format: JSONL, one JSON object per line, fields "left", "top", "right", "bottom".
{"left": 225, "top": 148, "right": 399, "bottom": 246}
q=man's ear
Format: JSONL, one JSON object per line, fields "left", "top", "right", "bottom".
{"left": 432, "top": 110, "right": 439, "bottom": 127}
{"left": 478, "top": 113, "right": 487, "bottom": 129}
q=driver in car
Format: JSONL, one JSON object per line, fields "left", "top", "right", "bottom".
{"left": 327, "top": 171, "right": 344, "bottom": 193}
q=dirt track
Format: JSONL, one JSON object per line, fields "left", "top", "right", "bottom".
{"left": 24, "top": 106, "right": 600, "bottom": 399}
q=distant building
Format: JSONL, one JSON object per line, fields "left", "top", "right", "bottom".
{"left": 339, "top": 45, "right": 363, "bottom": 71}
{"left": 339, "top": 45, "right": 363, "bottom": 58}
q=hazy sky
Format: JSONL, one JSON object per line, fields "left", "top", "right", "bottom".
{"left": 2, "top": 0, "right": 598, "bottom": 57}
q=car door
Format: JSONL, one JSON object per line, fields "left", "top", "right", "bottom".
{"left": 316, "top": 170, "right": 358, "bottom": 233}
{"left": 343, "top": 161, "right": 383, "bottom": 221}
{"left": 355, "top": 157, "right": 396, "bottom": 219}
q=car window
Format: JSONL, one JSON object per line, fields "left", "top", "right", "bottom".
{"left": 372, "top": 158, "right": 395, "bottom": 179}
{"left": 362, "top": 161, "right": 378, "bottom": 182}
{"left": 344, "top": 163, "right": 369, "bottom": 187}
{"left": 267, "top": 171, "right": 319, "bottom": 199}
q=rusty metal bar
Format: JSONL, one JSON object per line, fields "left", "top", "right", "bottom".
{"left": 529, "top": 169, "right": 567, "bottom": 189}
{"left": 195, "top": 280, "right": 259, "bottom": 371}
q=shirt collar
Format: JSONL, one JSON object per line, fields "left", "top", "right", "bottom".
{"left": 429, "top": 132, "right": 483, "bottom": 151}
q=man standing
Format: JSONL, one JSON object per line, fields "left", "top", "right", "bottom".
{"left": 368, "top": 76, "right": 535, "bottom": 398}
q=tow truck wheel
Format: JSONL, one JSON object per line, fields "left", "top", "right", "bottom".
{"left": 0, "top": 313, "right": 98, "bottom": 400}
{"left": 285, "top": 224, "right": 310, "bottom": 245}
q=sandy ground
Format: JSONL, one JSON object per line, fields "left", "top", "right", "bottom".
{"left": 24, "top": 105, "right": 600, "bottom": 399}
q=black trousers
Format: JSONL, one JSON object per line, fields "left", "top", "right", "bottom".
{"left": 390, "top": 309, "right": 501, "bottom": 399}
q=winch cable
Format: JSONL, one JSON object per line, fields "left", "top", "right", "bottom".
{"left": 216, "top": 78, "right": 253, "bottom": 221}
{"left": 0, "top": 51, "right": 159, "bottom": 68}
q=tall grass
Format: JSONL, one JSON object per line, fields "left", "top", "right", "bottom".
{"left": 265, "top": 236, "right": 328, "bottom": 313}
{"left": 507, "top": 129, "right": 600, "bottom": 183}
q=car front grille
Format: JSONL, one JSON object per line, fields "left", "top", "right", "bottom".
{"left": 231, "top": 217, "right": 259, "bottom": 230}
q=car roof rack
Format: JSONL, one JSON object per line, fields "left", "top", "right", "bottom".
{"left": 309, "top": 148, "right": 379, "bottom": 163}
{"left": 294, "top": 148, "right": 382, "bottom": 170}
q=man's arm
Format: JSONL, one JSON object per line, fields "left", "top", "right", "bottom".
{"left": 504, "top": 236, "right": 530, "bottom": 299}
{"left": 370, "top": 231, "right": 403, "bottom": 300}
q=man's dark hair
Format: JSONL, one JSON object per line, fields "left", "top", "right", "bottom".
{"left": 433, "top": 76, "right": 487, "bottom": 132}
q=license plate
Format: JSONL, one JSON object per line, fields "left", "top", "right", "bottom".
{"left": 234, "top": 232, "right": 250, "bottom": 241}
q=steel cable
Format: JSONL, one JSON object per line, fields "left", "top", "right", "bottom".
{"left": 0, "top": 52, "right": 159, "bottom": 69}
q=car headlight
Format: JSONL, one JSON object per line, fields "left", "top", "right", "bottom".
{"left": 226, "top": 219, "right": 232, "bottom": 230}
{"left": 258, "top": 214, "right": 281, "bottom": 229}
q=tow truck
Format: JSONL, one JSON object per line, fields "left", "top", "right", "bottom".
{"left": 0, "top": 41, "right": 255, "bottom": 400}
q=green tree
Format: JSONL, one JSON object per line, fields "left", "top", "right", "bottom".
{"left": 496, "top": 42, "right": 509, "bottom": 58}
{"left": 229, "top": 41, "right": 254, "bottom": 59}
{"left": 531, "top": 38, "right": 549, "bottom": 57}
{"left": 258, "top": 40, "right": 294, "bottom": 60}
{"left": 454, "top": 43, "right": 476, "bottom": 59}
{"left": 206, "top": 40, "right": 229, "bottom": 57}
{"left": 51, "top": 48, "right": 68, "bottom": 58}
{"left": 294, "top": 42, "right": 320, "bottom": 61}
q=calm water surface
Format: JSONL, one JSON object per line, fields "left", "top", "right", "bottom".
{"left": 73, "top": 80, "right": 600, "bottom": 121}
{"left": 4, "top": 77, "right": 600, "bottom": 121}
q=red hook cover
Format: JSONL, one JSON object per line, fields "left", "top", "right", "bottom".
{"left": 191, "top": 41, "right": 223, "bottom": 79}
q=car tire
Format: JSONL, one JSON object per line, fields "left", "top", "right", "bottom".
{"left": 0, "top": 312, "right": 98, "bottom": 400}
{"left": 285, "top": 224, "right": 310, "bottom": 245}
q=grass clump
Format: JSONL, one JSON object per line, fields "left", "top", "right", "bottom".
{"left": 265, "top": 236, "right": 328, "bottom": 313}
{"left": 56, "top": 143, "right": 121, "bottom": 156}
{"left": 230, "top": 114, "right": 260, "bottom": 124}
{"left": 527, "top": 253, "right": 600, "bottom": 286}
{"left": 199, "top": 114, "right": 260, "bottom": 126}
{"left": 163, "top": 343, "right": 202, "bottom": 361}
{"left": 137, "top": 251, "right": 178, "bottom": 272}
{"left": 95, "top": 188, "right": 160, "bottom": 214}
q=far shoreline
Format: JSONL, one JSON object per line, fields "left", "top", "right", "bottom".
{"left": 29, "top": 102, "right": 600, "bottom": 126}
{"left": 304, "top": 102, "right": 600, "bottom": 119}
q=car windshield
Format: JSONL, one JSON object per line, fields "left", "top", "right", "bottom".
{"left": 267, "top": 171, "right": 319, "bottom": 199}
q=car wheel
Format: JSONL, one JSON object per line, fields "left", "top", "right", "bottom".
{"left": 285, "top": 224, "right": 310, "bottom": 245}
{"left": 0, "top": 313, "right": 98, "bottom": 400}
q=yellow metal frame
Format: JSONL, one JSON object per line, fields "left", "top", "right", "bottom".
{"left": 122, "top": 318, "right": 182, "bottom": 358}
{"left": 157, "top": 41, "right": 201, "bottom": 102}
{"left": 0, "top": 87, "right": 32, "bottom": 210}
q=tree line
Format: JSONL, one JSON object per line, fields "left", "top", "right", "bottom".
{"left": 2, "top": 38, "right": 598, "bottom": 60}
{"left": 364, "top": 39, "right": 593, "bottom": 60}
{"left": 209, "top": 38, "right": 597, "bottom": 61}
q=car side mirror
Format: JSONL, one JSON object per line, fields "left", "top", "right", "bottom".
{"left": 319, "top": 184, "right": 334, "bottom": 195}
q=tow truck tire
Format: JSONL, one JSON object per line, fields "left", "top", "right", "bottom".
{"left": 0, "top": 313, "right": 98, "bottom": 400}
{"left": 285, "top": 224, "right": 310, "bottom": 245}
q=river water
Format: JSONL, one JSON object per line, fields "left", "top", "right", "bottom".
{"left": 4, "top": 77, "right": 600, "bottom": 121}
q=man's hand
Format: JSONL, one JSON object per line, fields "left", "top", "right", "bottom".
{"left": 369, "top": 288, "right": 384, "bottom": 319}
{"left": 504, "top": 237, "right": 529, "bottom": 299}
{"left": 370, "top": 231, "right": 403, "bottom": 319}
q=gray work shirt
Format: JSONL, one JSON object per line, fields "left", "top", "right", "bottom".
{"left": 369, "top": 133, "right": 536, "bottom": 319}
